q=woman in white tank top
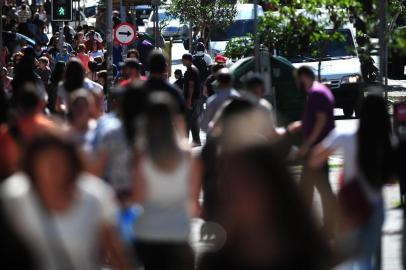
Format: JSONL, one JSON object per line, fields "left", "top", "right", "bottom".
{"left": 132, "top": 93, "right": 202, "bottom": 270}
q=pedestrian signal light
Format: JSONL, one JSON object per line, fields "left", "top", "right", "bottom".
{"left": 52, "top": 0, "right": 72, "bottom": 21}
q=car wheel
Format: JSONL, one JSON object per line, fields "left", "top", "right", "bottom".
{"left": 343, "top": 105, "right": 354, "bottom": 118}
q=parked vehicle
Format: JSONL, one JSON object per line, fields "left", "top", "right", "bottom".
{"left": 133, "top": 5, "right": 152, "bottom": 26}
{"left": 69, "top": 8, "right": 96, "bottom": 28}
{"left": 289, "top": 27, "right": 363, "bottom": 118}
{"left": 209, "top": 4, "right": 264, "bottom": 57}
{"left": 144, "top": 8, "right": 188, "bottom": 40}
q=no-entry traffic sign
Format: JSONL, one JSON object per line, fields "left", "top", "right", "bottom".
{"left": 114, "top": 23, "right": 137, "bottom": 45}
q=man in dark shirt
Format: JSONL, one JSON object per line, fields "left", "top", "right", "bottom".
{"left": 182, "top": 53, "right": 201, "bottom": 146}
{"left": 143, "top": 51, "right": 185, "bottom": 115}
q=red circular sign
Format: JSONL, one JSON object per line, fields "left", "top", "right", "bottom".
{"left": 114, "top": 23, "right": 137, "bottom": 45}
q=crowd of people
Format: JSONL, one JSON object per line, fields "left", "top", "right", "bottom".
{"left": 0, "top": 2, "right": 403, "bottom": 270}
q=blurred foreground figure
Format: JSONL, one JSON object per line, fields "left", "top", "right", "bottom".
{"left": 1, "top": 135, "right": 131, "bottom": 270}
{"left": 0, "top": 83, "right": 56, "bottom": 179}
{"left": 198, "top": 145, "right": 331, "bottom": 270}
{"left": 311, "top": 94, "right": 396, "bottom": 270}
{"left": 133, "top": 93, "right": 201, "bottom": 270}
{"left": 200, "top": 98, "right": 279, "bottom": 236}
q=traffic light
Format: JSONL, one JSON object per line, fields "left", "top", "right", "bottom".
{"left": 51, "top": 0, "right": 72, "bottom": 22}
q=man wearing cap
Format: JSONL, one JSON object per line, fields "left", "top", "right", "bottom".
{"left": 214, "top": 54, "right": 227, "bottom": 65}
{"left": 119, "top": 58, "right": 145, "bottom": 87}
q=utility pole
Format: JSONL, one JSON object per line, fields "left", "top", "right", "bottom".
{"left": 378, "top": 0, "right": 388, "bottom": 101}
{"left": 152, "top": 0, "right": 160, "bottom": 49}
{"left": 189, "top": 22, "right": 193, "bottom": 53}
{"left": 253, "top": 0, "right": 260, "bottom": 72}
{"left": 0, "top": 0, "right": 3, "bottom": 67}
{"left": 106, "top": 0, "right": 113, "bottom": 111}
{"left": 59, "top": 22, "right": 64, "bottom": 55}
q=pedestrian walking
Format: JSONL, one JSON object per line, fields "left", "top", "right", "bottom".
{"left": 1, "top": 135, "right": 131, "bottom": 270}
{"left": 133, "top": 93, "right": 201, "bottom": 270}
{"left": 173, "top": 69, "right": 184, "bottom": 91}
{"left": 193, "top": 42, "right": 212, "bottom": 83}
{"left": 200, "top": 68, "right": 240, "bottom": 133}
{"left": 289, "top": 66, "right": 336, "bottom": 239}
{"left": 311, "top": 94, "right": 396, "bottom": 270}
{"left": 182, "top": 53, "right": 202, "bottom": 146}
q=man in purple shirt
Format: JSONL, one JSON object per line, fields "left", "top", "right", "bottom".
{"left": 290, "top": 66, "right": 336, "bottom": 238}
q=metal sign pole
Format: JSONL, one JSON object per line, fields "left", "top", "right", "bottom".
{"left": 253, "top": 0, "right": 259, "bottom": 72}
{"left": 59, "top": 22, "right": 64, "bottom": 55}
{"left": 378, "top": 0, "right": 387, "bottom": 100}
{"left": 106, "top": 0, "right": 113, "bottom": 111}
{"left": 154, "top": 4, "right": 159, "bottom": 48}
{"left": 189, "top": 22, "right": 193, "bottom": 53}
{"left": 0, "top": 0, "right": 3, "bottom": 67}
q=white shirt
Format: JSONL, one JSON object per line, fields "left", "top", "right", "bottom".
{"left": 57, "top": 78, "right": 103, "bottom": 107}
{"left": 321, "top": 130, "right": 382, "bottom": 201}
{"left": 195, "top": 51, "right": 213, "bottom": 66}
{"left": 135, "top": 155, "right": 191, "bottom": 242}
{"left": 1, "top": 173, "right": 118, "bottom": 270}
{"left": 322, "top": 130, "right": 358, "bottom": 182}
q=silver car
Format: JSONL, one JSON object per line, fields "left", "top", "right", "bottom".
{"left": 144, "top": 8, "right": 188, "bottom": 40}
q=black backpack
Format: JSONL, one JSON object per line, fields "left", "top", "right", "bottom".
{"left": 192, "top": 54, "right": 210, "bottom": 82}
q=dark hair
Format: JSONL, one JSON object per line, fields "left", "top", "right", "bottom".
{"left": 182, "top": 53, "right": 193, "bottom": 62}
{"left": 245, "top": 74, "right": 263, "bottom": 91}
{"left": 127, "top": 49, "right": 140, "bottom": 59}
{"left": 64, "top": 59, "right": 85, "bottom": 93}
{"left": 174, "top": 69, "right": 182, "bottom": 77}
{"left": 22, "top": 135, "right": 82, "bottom": 189}
{"left": 357, "top": 94, "right": 395, "bottom": 189}
{"left": 296, "top": 66, "right": 315, "bottom": 81}
{"left": 212, "top": 145, "right": 330, "bottom": 269}
{"left": 15, "top": 83, "right": 40, "bottom": 113}
{"left": 145, "top": 93, "right": 180, "bottom": 161}
{"left": 11, "top": 56, "right": 39, "bottom": 98}
{"left": 121, "top": 83, "right": 147, "bottom": 144}
{"left": 148, "top": 51, "right": 167, "bottom": 74}
{"left": 50, "top": 61, "right": 66, "bottom": 84}
{"left": 196, "top": 42, "right": 205, "bottom": 52}
{"left": 216, "top": 68, "right": 233, "bottom": 86}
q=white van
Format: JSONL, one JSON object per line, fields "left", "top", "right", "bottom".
{"left": 288, "top": 10, "right": 363, "bottom": 118}
{"left": 209, "top": 4, "right": 264, "bottom": 57}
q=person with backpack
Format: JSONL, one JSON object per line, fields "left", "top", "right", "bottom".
{"left": 192, "top": 42, "right": 212, "bottom": 84}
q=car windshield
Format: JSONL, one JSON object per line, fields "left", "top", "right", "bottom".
{"left": 210, "top": 6, "right": 263, "bottom": 41}
{"left": 151, "top": 11, "right": 176, "bottom": 22}
{"left": 210, "top": 20, "right": 255, "bottom": 41}
{"left": 287, "top": 29, "right": 357, "bottom": 63}
{"left": 84, "top": 6, "right": 97, "bottom": 17}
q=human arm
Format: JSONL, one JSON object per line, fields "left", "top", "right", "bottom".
{"left": 190, "top": 156, "right": 203, "bottom": 217}
{"left": 298, "top": 112, "right": 327, "bottom": 157}
{"left": 187, "top": 80, "right": 194, "bottom": 109}
{"left": 100, "top": 224, "right": 132, "bottom": 270}
{"left": 132, "top": 153, "right": 146, "bottom": 203}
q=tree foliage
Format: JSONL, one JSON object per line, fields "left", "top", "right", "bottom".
{"left": 259, "top": 0, "right": 353, "bottom": 59}
{"left": 167, "top": 0, "right": 237, "bottom": 43}
{"left": 224, "top": 36, "right": 254, "bottom": 59}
